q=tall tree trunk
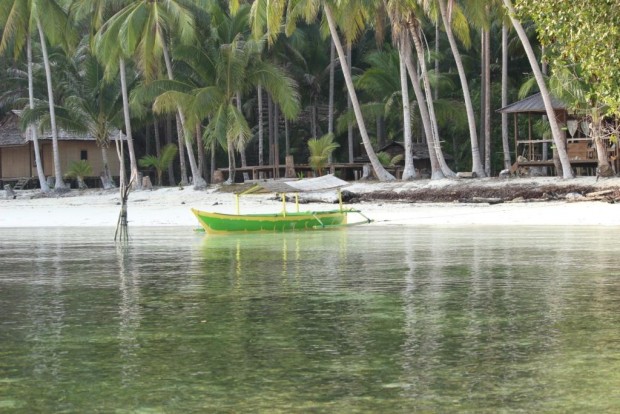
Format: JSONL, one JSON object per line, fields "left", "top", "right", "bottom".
{"left": 435, "top": 24, "right": 440, "bottom": 100}
{"left": 37, "top": 19, "right": 68, "bottom": 191}
{"left": 236, "top": 92, "right": 249, "bottom": 182}
{"left": 226, "top": 137, "right": 236, "bottom": 184}
{"left": 324, "top": 4, "right": 395, "bottom": 181}
{"left": 119, "top": 58, "right": 140, "bottom": 189}
{"left": 501, "top": 24, "right": 512, "bottom": 170}
{"left": 346, "top": 43, "right": 354, "bottom": 164}
{"left": 479, "top": 31, "right": 486, "bottom": 168}
{"left": 274, "top": 104, "right": 280, "bottom": 178}
{"left": 153, "top": 117, "right": 162, "bottom": 158}
{"left": 409, "top": 26, "right": 455, "bottom": 177}
{"left": 399, "top": 34, "right": 416, "bottom": 180}
{"left": 404, "top": 42, "right": 445, "bottom": 179}
{"left": 483, "top": 28, "right": 491, "bottom": 176}
{"left": 503, "top": 0, "right": 574, "bottom": 178}
{"left": 268, "top": 94, "right": 274, "bottom": 165}
{"left": 162, "top": 41, "right": 205, "bottom": 189}
{"left": 100, "top": 146, "right": 114, "bottom": 189}
{"left": 285, "top": 118, "right": 290, "bottom": 156}
{"left": 196, "top": 123, "right": 206, "bottom": 181}
{"left": 210, "top": 140, "right": 216, "bottom": 183}
{"left": 437, "top": 0, "right": 486, "bottom": 177}
{"left": 592, "top": 109, "right": 613, "bottom": 175}
{"left": 175, "top": 114, "right": 188, "bottom": 184}
{"left": 257, "top": 84, "right": 264, "bottom": 167}
{"left": 27, "top": 36, "right": 49, "bottom": 192}
{"left": 166, "top": 115, "right": 176, "bottom": 185}
{"left": 328, "top": 39, "right": 335, "bottom": 163}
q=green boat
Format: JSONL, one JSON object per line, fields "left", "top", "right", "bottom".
{"left": 192, "top": 175, "right": 372, "bottom": 234}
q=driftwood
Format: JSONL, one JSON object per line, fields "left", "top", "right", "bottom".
{"left": 471, "top": 197, "right": 503, "bottom": 204}
{"left": 565, "top": 189, "right": 620, "bottom": 203}
{"left": 456, "top": 172, "right": 477, "bottom": 179}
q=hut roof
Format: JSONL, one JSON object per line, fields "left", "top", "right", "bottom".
{"left": 497, "top": 92, "right": 566, "bottom": 114}
{"left": 0, "top": 111, "right": 122, "bottom": 147}
{"left": 0, "top": 112, "right": 27, "bottom": 146}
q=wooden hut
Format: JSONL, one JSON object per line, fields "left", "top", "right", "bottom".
{"left": 0, "top": 111, "right": 122, "bottom": 188}
{"left": 497, "top": 93, "right": 618, "bottom": 175}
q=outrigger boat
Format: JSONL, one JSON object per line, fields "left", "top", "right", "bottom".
{"left": 191, "top": 175, "right": 372, "bottom": 234}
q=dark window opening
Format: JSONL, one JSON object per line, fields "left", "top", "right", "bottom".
{"left": 80, "top": 150, "right": 88, "bottom": 161}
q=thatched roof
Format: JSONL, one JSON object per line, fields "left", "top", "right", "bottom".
{"left": 0, "top": 111, "right": 122, "bottom": 147}
{"left": 0, "top": 112, "right": 27, "bottom": 146}
{"left": 497, "top": 92, "right": 566, "bottom": 114}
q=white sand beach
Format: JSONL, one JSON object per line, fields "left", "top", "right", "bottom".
{"left": 2, "top": 176, "right": 620, "bottom": 228}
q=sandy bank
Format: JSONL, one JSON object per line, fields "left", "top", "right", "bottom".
{"left": 2, "top": 176, "right": 620, "bottom": 228}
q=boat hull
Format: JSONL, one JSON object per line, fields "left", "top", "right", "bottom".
{"left": 191, "top": 208, "right": 348, "bottom": 234}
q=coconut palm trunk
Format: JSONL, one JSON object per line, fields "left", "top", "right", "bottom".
{"left": 403, "top": 48, "right": 444, "bottom": 179}
{"left": 591, "top": 109, "right": 613, "bottom": 176}
{"left": 328, "top": 39, "right": 335, "bottom": 163}
{"left": 37, "top": 19, "right": 68, "bottom": 191}
{"left": 324, "top": 4, "right": 394, "bottom": 181}
{"left": 409, "top": 25, "right": 455, "bottom": 177}
{"left": 501, "top": 24, "right": 511, "bottom": 170}
{"left": 502, "top": 0, "right": 574, "bottom": 178}
{"left": 160, "top": 40, "right": 205, "bottom": 188}
{"left": 27, "top": 36, "right": 49, "bottom": 192}
{"left": 437, "top": 0, "right": 486, "bottom": 177}
{"left": 398, "top": 34, "right": 416, "bottom": 180}
{"left": 482, "top": 28, "right": 491, "bottom": 176}
{"left": 119, "top": 58, "right": 140, "bottom": 188}
{"left": 257, "top": 84, "right": 264, "bottom": 167}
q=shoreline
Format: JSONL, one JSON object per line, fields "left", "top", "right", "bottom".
{"left": 2, "top": 176, "right": 620, "bottom": 228}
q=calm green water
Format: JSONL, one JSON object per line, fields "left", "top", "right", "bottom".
{"left": 1, "top": 226, "right": 619, "bottom": 413}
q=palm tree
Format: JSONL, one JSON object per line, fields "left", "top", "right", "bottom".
{"left": 425, "top": 0, "right": 486, "bottom": 177}
{"left": 0, "top": 0, "right": 76, "bottom": 191}
{"left": 308, "top": 133, "right": 339, "bottom": 176}
{"left": 94, "top": 0, "right": 205, "bottom": 189}
{"left": 0, "top": 18, "right": 49, "bottom": 191}
{"left": 139, "top": 5, "right": 299, "bottom": 185}
{"left": 20, "top": 42, "right": 123, "bottom": 190}
{"left": 502, "top": 0, "right": 573, "bottom": 178}
{"left": 139, "top": 143, "right": 178, "bottom": 186}
{"left": 403, "top": 5, "right": 455, "bottom": 178}
{"left": 65, "top": 160, "right": 93, "bottom": 189}
{"left": 385, "top": 0, "right": 416, "bottom": 180}
{"left": 251, "top": 0, "right": 396, "bottom": 181}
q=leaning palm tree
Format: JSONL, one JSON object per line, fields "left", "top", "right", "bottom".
{"left": 139, "top": 144, "right": 178, "bottom": 186}
{"left": 251, "top": 0, "right": 396, "bottom": 181}
{"left": 308, "top": 133, "right": 340, "bottom": 176}
{"left": 421, "top": 0, "right": 486, "bottom": 177}
{"left": 502, "top": 0, "right": 573, "bottom": 178}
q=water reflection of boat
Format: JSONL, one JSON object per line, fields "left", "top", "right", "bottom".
{"left": 192, "top": 175, "right": 372, "bottom": 234}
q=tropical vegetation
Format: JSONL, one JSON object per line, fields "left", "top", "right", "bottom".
{"left": 1, "top": 0, "right": 618, "bottom": 192}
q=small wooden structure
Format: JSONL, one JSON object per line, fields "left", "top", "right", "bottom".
{"left": 498, "top": 93, "right": 618, "bottom": 176}
{"left": 0, "top": 111, "right": 122, "bottom": 188}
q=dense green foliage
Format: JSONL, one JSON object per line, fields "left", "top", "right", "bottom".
{"left": 1, "top": 0, "right": 618, "bottom": 184}
{"left": 516, "top": 0, "right": 620, "bottom": 115}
